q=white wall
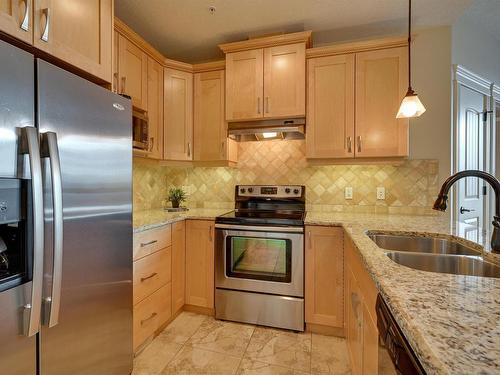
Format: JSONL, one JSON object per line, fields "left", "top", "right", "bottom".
{"left": 452, "top": 16, "right": 500, "bottom": 85}
{"left": 409, "top": 26, "right": 453, "bottom": 185}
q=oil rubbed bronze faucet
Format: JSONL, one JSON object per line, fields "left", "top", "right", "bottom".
{"left": 433, "top": 170, "right": 500, "bottom": 254}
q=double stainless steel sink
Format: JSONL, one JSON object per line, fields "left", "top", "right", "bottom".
{"left": 368, "top": 233, "right": 500, "bottom": 278}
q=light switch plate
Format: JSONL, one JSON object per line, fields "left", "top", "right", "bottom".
{"left": 377, "top": 187, "right": 386, "bottom": 200}
{"left": 345, "top": 187, "right": 353, "bottom": 200}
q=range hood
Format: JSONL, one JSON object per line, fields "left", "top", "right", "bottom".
{"left": 228, "top": 118, "right": 305, "bottom": 142}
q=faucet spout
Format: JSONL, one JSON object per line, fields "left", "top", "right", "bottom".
{"left": 433, "top": 170, "right": 500, "bottom": 254}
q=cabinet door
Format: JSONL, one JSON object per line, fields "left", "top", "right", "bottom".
{"left": 346, "top": 267, "right": 363, "bottom": 375}
{"left": 117, "top": 33, "right": 147, "bottom": 110}
{"left": 185, "top": 220, "right": 214, "bottom": 309}
{"left": 306, "top": 54, "right": 355, "bottom": 158}
{"left": 225, "top": 49, "right": 263, "bottom": 121}
{"left": 172, "top": 221, "right": 186, "bottom": 314}
{"left": 0, "top": 0, "right": 33, "bottom": 44}
{"left": 355, "top": 47, "right": 408, "bottom": 158}
{"left": 164, "top": 68, "right": 193, "bottom": 160}
{"left": 147, "top": 56, "right": 164, "bottom": 159}
{"left": 305, "top": 226, "right": 344, "bottom": 328}
{"left": 33, "top": 0, "right": 112, "bottom": 82}
{"left": 263, "top": 43, "right": 305, "bottom": 118}
{"left": 194, "top": 70, "right": 227, "bottom": 161}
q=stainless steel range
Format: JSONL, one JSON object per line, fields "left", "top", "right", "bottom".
{"left": 215, "top": 185, "right": 305, "bottom": 331}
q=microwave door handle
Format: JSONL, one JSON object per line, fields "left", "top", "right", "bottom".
{"left": 20, "top": 127, "right": 44, "bottom": 337}
{"left": 40, "top": 132, "right": 63, "bottom": 328}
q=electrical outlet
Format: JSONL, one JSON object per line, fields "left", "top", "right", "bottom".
{"left": 377, "top": 187, "right": 386, "bottom": 200}
{"left": 345, "top": 187, "right": 353, "bottom": 200}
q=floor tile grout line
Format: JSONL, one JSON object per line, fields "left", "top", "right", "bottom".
{"left": 234, "top": 323, "right": 257, "bottom": 374}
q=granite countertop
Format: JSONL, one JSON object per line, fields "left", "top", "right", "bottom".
{"left": 133, "top": 208, "right": 231, "bottom": 233}
{"left": 305, "top": 212, "right": 500, "bottom": 375}
{"left": 133, "top": 208, "right": 499, "bottom": 374}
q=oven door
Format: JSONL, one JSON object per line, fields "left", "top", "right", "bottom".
{"left": 215, "top": 224, "right": 304, "bottom": 297}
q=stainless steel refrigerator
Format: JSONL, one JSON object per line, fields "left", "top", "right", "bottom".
{"left": 0, "top": 40, "right": 133, "bottom": 374}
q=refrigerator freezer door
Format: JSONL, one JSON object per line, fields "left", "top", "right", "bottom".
{"left": 0, "top": 41, "right": 37, "bottom": 375}
{"left": 37, "top": 60, "right": 133, "bottom": 375}
{"left": 0, "top": 39, "right": 34, "bottom": 178}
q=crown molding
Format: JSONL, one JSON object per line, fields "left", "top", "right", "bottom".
{"left": 306, "top": 36, "right": 407, "bottom": 58}
{"left": 193, "top": 60, "right": 226, "bottom": 73}
{"left": 219, "top": 31, "right": 312, "bottom": 53}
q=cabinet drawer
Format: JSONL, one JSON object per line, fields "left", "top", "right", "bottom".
{"left": 134, "top": 248, "right": 171, "bottom": 305}
{"left": 133, "top": 283, "right": 172, "bottom": 351}
{"left": 133, "top": 225, "right": 172, "bottom": 260}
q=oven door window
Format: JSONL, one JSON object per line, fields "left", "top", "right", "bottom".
{"left": 226, "top": 236, "right": 291, "bottom": 282}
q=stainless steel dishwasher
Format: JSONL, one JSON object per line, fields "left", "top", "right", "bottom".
{"left": 376, "top": 295, "right": 426, "bottom": 375}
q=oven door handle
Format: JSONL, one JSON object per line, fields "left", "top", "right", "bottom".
{"left": 214, "top": 223, "right": 304, "bottom": 233}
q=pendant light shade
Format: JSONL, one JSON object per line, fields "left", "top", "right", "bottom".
{"left": 397, "top": 88, "right": 426, "bottom": 118}
{"left": 397, "top": 0, "right": 426, "bottom": 119}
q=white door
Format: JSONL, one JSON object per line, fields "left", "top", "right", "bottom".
{"left": 456, "top": 85, "right": 487, "bottom": 238}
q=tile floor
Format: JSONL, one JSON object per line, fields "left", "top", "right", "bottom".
{"left": 133, "top": 312, "right": 352, "bottom": 375}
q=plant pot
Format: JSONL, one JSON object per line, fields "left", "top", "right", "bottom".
{"left": 171, "top": 201, "right": 180, "bottom": 208}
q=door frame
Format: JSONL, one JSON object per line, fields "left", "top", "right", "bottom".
{"left": 452, "top": 65, "right": 497, "bottom": 224}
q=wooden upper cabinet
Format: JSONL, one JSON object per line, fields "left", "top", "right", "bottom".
{"left": 0, "top": 0, "right": 33, "bottom": 44}
{"left": 147, "top": 56, "right": 163, "bottom": 159}
{"left": 164, "top": 68, "right": 193, "bottom": 161}
{"left": 194, "top": 70, "right": 237, "bottom": 163}
{"left": 32, "top": 0, "right": 112, "bottom": 82}
{"left": 355, "top": 47, "right": 408, "bottom": 158}
{"left": 263, "top": 43, "right": 305, "bottom": 118}
{"left": 306, "top": 54, "right": 355, "bottom": 159}
{"left": 225, "top": 49, "right": 263, "bottom": 121}
{"left": 185, "top": 220, "right": 214, "bottom": 309}
{"left": 305, "top": 226, "right": 344, "bottom": 329}
{"left": 117, "top": 33, "right": 147, "bottom": 110}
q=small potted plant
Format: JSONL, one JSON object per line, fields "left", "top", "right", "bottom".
{"left": 168, "top": 187, "right": 186, "bottom": 209}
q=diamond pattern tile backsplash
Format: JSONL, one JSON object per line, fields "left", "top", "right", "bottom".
{"left": 134, "top": 140, "right": 440, "bottom": 215}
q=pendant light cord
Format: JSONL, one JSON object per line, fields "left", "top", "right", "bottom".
{"left": 408, "top": 0, "right": 412, "bottom": 90}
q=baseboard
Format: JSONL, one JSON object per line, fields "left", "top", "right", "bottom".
{"left": 183, "top": 304, "right": 215, "bottom": 316}
{"left": 306, "top": 323, "right": 345, "bottom": 337}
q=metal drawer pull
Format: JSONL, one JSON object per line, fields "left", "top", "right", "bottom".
{"left": 140, "top": 312, "right": 157, "bottom": 325}
{"left": 149, "top": 137, "right": 154, "bottom": 152}
{"left": 140, "top": 240, "right": 157, "bottom": 247}
{"left": 113, "top": 73, "right": 119, "bottom": 93}
{"left": 187, "top": 142, "right": 191, "bottom": 157}
{"left": 140, "top": 272, "right": 157, "bottom": 282}
{"left": 20, "top": 0, "right": 30, "bottom": 31}
{"left": 121, "top": 77, "right": 126, "bottom": 94}
{"left": 41, "top": 8, "right": 50, "bottom": 42}
{"left": 347, "top": 136, "right": 352, "bottom": 153}
{"left": 209, "top": 225, "right": 213, "bottom": 242}
{"left": 257, "top": 97, "right": 261, "bottom": 114}
{"left": 357, "top": 136, "right": 362, "bottom": 153}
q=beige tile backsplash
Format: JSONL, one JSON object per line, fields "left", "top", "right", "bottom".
{"left": 134, "top": 140, "right": 440, "bottom": 215}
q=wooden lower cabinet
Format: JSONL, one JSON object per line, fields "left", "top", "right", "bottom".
{"left": 185, "top": 220, "right": 214, "bottom": 309}
{"left": 132, "top": 224, "right": 173, "bottom": 351}
{"left": 133, "top": 283, "right": 171, "bottom": 351}
{"left": 345, "top": 234, "right": 379, "bottom": 375}
{"left": 305, "top": 226, "right": 344, "bottom": 330}
{"left": 172, "top": 221, "right": 186, "bottom": 314}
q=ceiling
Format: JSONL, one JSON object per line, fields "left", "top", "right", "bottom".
{"left": 460, "top": 0, "right": 500, "bottom": 42}
{"left": 115, "top": 0, "right": 474, "bottom": 63}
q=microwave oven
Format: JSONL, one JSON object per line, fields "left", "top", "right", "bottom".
{"left": 132, "top": 110, "right": 149, "bottom": 150}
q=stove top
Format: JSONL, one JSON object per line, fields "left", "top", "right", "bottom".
{"left": 216, "top": 185, "right": 306, "bottom": 227}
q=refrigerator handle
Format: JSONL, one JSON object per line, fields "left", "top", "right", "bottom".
{"left": 20, "top": 127, "right": 44, "bottom": 337}
{"left": 40, "top": 132, "right": 63, "bottom": 328}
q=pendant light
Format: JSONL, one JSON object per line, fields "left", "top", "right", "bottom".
{"left": 396, "top": 0, "right": 426, "bottom": 118}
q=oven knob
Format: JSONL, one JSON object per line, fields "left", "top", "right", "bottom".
{"left": 248, "top": 187, "right": 253, "bottom": 193}
{"left": 293, "top": 188, "right": 300, "bottom": 194}
{"left": 240, "top": 188, "right": 246, "bottom": 194}
{"left": 285, "top": 188, "right": 291, "bottom": 194}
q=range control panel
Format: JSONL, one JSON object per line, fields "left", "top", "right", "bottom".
{"left": 236, "top": 185, "right": 303, "bottom": 198}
